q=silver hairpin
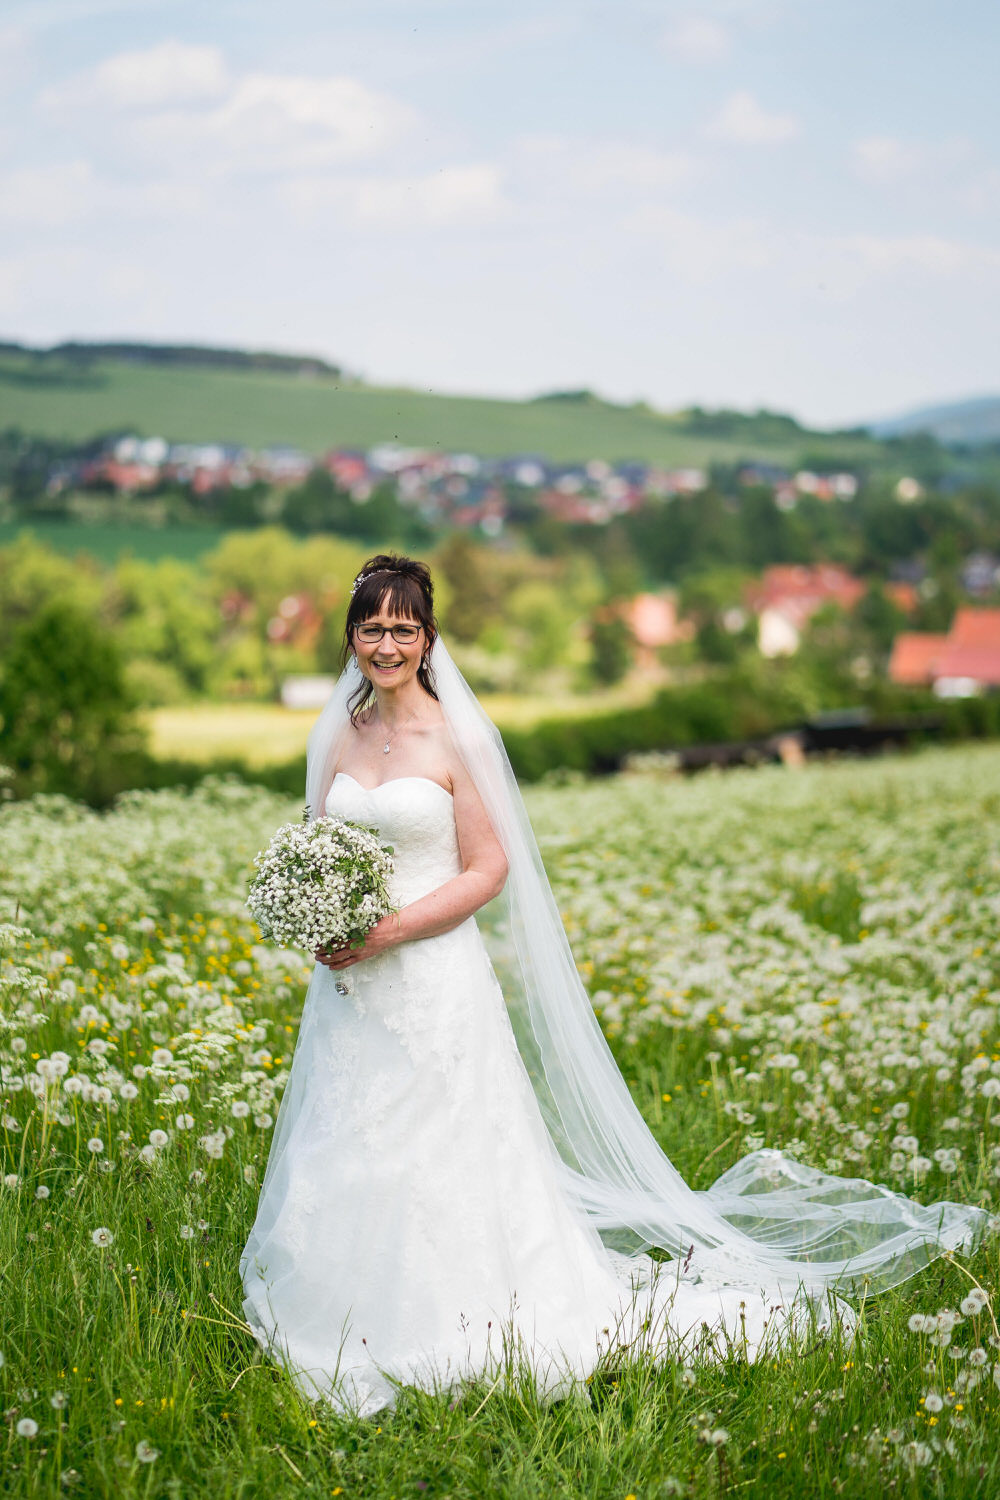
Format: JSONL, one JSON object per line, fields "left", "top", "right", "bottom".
{"left": 350, "top": 568, "right": 389, "bottom": 597}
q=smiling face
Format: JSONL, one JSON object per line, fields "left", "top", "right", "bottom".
{"left": 352, "top": 605, "right": 426, "bottom": 693}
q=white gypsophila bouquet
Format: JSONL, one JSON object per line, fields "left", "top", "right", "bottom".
{"left": 246, "top": 811, "right": 395, "bottom": 954}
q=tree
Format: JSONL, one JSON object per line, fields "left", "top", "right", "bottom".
{"left": 109, "top": 556, "right": 218, "bottom": 696}
{"left": 589, "top": 613, "right": 632, "bottom": 684}
{"left": 434, "top": 533, "right": 506, "bottom": 643}
{"left": 0, "top": 532, "right": 105, "bottom": 654}
{"left": 853, "top": 581, "right": 908, "bottom": 654}
{"left": 0, "top": 601, "right": 146, "bottom": 801}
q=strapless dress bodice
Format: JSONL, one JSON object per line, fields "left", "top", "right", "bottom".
{"left": 325, "top": 772, "right": 462, "bottom": 905}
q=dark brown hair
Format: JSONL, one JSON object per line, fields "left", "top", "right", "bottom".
{"left": 343, "top": 553, "right": 438, "bottom": 720}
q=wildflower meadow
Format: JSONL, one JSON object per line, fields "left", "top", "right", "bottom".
{"left": 1, "top": 743, "right": 999, "bottom": 1498}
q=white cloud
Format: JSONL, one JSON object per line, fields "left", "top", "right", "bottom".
{"left": 853, "top": 135, "right": 921, "bottom": 181}
{"left": 773, "top": 227, "right": 1000, "bottom": 304}
{"left": 211, "top": 73, "right": 413, "bottom": 164}
{"left": 661, "top": 16, "right": 731, "bottom": 62}
{"left": 705, "top": 90, "right": 799, "bottom": 145}
{"left": 585, "top": 142, "right": 696, "bottom": 190}
{"left": 0, "top": 245, "right": 159, "bottom": 332}
{"left": 960, "top": 166, "right": 1000, "bottom": 214}
{"left": 285, "top": 163, "right": 507, "bottom": 227}
{"left": 515, "top": 136, "right": 696, "bottom": 195}
{"left": 39, "top": 41, "right": 416, "bottom": 176}
{"left": 67, "top": 68, "right": 416, "bottom": 176}
{"left": 0, "top": 160, "right": 97, "bottom": 227}
{"left": 42, "top": 40, "right": 230, "bottom": 111}
{"left": 0, "top": 22, "right": 34, "bottom": 88}
{"left": 622, "top": 203, "right": 774, "bottom": 281}
{"left": 368, "top": 164, "right": 506, "bottom": 225}
{"left": 841, "top": 231, "right": 1000, "bottom": 277}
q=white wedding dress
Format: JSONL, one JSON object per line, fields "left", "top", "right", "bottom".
{"left": 240, "top": 772, "right": 843, "bottom": 1415}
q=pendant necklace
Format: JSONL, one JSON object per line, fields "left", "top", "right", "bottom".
{"left": 379, "top": 706, "right": 418, "bottom": 755}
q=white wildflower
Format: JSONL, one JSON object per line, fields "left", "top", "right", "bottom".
{"left": 246, "top": 814, "right": 395, "bottom": 953}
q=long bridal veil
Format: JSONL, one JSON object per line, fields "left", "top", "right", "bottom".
{"left": 293, "top": 635, "right": 989, "bottom": 1300}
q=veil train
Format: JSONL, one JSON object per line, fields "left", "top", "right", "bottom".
{"left": 280, "top": 635, "right": 990, "bottom": 1301}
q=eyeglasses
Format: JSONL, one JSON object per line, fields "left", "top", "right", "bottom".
{"left": 354, "top": 622, "right": 423, "bottom": 644}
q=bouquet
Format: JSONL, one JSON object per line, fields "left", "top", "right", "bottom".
{"left": 246, "top": 811, "right": 396, "bottom": 956}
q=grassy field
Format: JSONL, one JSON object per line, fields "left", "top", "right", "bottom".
{"left": 0, "top": 351, "right": 884, "bottom": 467}
{"left": 143, "top": 682, "right": 664, "bottom": 766}
{"left": 0, "top": 520, "right": 228, "bottom": 566}
{"left": 1, "top": 743, "right": 998, "bottom": 1497}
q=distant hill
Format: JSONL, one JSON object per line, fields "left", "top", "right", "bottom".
{"left": 869, "top": 395, "right": 1000, "bottom": 448}
{"left": 0, "top": 341, "right": 893, "bottom": 469}
{"left": 0, "top": 338, "right": 342, "bottom": 380}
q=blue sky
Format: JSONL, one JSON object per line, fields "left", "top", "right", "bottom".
{"left": 1, "top": 0, "right": 998, "bottom": 427}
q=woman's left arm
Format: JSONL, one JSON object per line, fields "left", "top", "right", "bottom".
{"left": 317, "top": 759, "right": 508, "bottom": 971}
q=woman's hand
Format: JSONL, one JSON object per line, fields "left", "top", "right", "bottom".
{"left": 314, "top": 913, "right": 402, "bottom": 971}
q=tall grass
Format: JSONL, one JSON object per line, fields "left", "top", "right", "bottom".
{"left": 1, "top": 745, "right": 998, "bottom": 1497}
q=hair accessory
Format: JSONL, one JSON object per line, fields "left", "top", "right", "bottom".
{"left": 350, "top": 567, "right": 391, "bottom": 598}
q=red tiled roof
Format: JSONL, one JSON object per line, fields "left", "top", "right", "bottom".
{"left": 885, "top": 581, "right": 918, "bottom": 613}
{"left": 888, "top": 633, "right": 949, "bottom": 685}
{"left": 889, "top": 609, "right": 1000, "bottom": 687}
{"left": 932, "top": 644, "right": 1000, "bottom": 686}
{"left": 933, "top": 608, "right": 1000, "bottom": 684}
{"left": 745, "top": 563, "right": 866, "bottom": 615}
{"left": 947, "top": 607, "right": 1000, "bottom": 648}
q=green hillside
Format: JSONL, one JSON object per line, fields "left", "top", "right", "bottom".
{"left": 0, "top": 347, "right": 883, "bottom": 468}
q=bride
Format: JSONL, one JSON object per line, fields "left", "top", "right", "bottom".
{"left": 240, "top": 553, "right": 988, "bottom": 1416}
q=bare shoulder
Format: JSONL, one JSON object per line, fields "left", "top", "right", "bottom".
{"left": 418, "top": 717, "right": 469, "bottom": 794}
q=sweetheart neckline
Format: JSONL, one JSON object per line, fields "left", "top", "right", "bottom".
{"left": 330, "top": 771, "right": 454, "bottom": 801}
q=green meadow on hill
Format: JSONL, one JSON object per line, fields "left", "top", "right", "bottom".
{"left": 0, "top": 348, "right": 885, "bottom": 468}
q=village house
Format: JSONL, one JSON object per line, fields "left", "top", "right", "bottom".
{"left": 889, "top": 607, "right": 1000, "bottom": 696}
{"left": 744, "top": 564, "right": 868, "bottom": 657}
{"left": 37, "top": 424, "right": 885, "bottom": 531}
{"left": 623, "top": 592, "right": 695, "bottom": 670}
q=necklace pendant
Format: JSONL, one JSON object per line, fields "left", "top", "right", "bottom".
{"left": 383, "top": 742, "right": 391, "bottom": 754}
